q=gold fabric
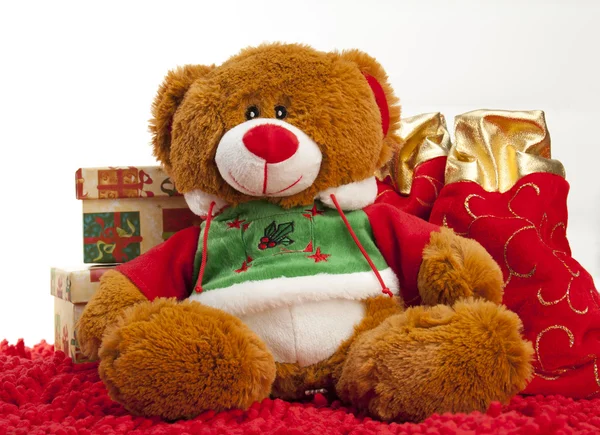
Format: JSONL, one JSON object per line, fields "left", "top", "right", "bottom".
{"left": 445, "top": 110, "right": 565, "bottom": 192}
{"left": 379, "top": 112, "right": 451, "bottom": 195}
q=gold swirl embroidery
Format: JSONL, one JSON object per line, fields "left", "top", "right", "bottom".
{"left": 584, "top": 354, "right": 600, "bottom": 397}
{"left": 414, "top": 175, "right": 442, "bottom": 196}
{"left": 461, "top": 194, "right": 522, "bottom": 233}
{"left": 463, "top": 185, "right": 541, "bottom": 287}
{"left": 586, "top": 391, "right": 600, "bottom": 399}
{"left": 375, "top": 190, "right": 389, "bottom": 200}
{"left": 455, "top": 180, "right": 600, "bottom": 389}
{"left": 441, "top": 215, "right": 468, "bottom": 236}
{"left": 550, "top": 222, "right": 566, "bottom": 241}
{"left": 508, "top": 183, "right": 540, "bottom": 219}
{"left": 537, "top": 283, "right": 569, "bottom": 306}
{"left": 376, "top": 175, "right": 442, "bottom": 207}
{"left": 553, "top": 250, "right": 581, "bottom": 278}
{"left": 535, "top": 354, "right": 600, "bottom": 387}
{"left": 535, "top": 325, "right": 574, "bottom": 371}
{"left": 534, "top": 373, "right": 560, "bottom": 381}
{"left": 464, "top": 194, "right": 485, "bottom": 219}
{"left": 416, "top": 198, "right": 432, "bottom": 207}
{"left": 540, "top": 213, "right": 548, "bottom": 230}
{"left": 537, "top": 278, "right": 589, "bottom": 315}
{"left": 414, "top": 176, "right": 442, "bottom": 207}
{"left": 568, "top": 294, "right": 589, "bottom": 315}
{"left": 504, "top": 226, "right": 537, "bottom": 279}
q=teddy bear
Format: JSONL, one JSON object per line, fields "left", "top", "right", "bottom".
{"left": 77, "top": 43, "right": 533, "bottom": 422}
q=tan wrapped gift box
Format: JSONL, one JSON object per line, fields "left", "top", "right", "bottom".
{"left": 51, "top": 265, "right": 117, "bottom": 363}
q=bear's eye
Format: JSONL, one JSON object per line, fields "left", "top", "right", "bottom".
{"left": 245, "top": 106, "right": 260, "bottom": 120}
{"left": 275, "top": 105, "right": 287, "bottom": 120}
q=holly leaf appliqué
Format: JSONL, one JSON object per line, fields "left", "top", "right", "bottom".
{"left": 258, "top": 221, "right": 295, "bottom": 250}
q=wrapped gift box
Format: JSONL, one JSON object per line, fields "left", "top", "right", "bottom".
{"left": 51, "top": 265, "right": 115, "bottom": 303}
{"left": 54, "top": 298, "right": 91, "bottom": 364}
{"left": 76, "top": 166, "right": 200, "bottom": 263}
{"left": 51, "top": 265, "right": 116, "bottom": 363}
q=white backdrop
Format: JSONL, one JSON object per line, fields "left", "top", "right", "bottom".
{"left": 0, "top": 0, "right": 598, "bottom": 345}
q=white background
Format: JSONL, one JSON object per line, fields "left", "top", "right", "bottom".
{"left": 0, "top": 0, "right": 598, "bottom": 345}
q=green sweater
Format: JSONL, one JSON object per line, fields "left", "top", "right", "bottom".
{"left": 190, "top": 200, "right": 398, "bottom": 315}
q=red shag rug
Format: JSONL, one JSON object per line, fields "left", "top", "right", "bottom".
{"left": 2, "top": 341, "right": 600, "bottom": 435}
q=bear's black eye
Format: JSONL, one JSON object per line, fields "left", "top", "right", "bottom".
{"left": 275, "top": 105, "right": 287, "bottom": 120}
{"left": 245, "top": 106, "right": 260, "bottom": 120}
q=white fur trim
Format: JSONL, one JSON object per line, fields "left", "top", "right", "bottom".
{"left": 189, "top": 268, "right": 399, "bottom": 317}
{"left": 183, "top": 190, "right": 229, "bottom": 217}
{"left": 240, "top": 299, "right": 366, "bottom": 367}
{"left": 215, "top": 118, "right": 322, "bottom": 197}
{"left": 317, "top": 177, "right": 377, "bottom": 211}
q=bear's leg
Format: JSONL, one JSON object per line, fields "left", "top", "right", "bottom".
{"left": 98, "top": 298, "right": 276, "bottom": 420}
{"left": 335, "top": 298, "right": 533, "bottom": 422}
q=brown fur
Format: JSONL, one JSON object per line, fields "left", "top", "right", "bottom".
{"left": 418, "top": 227, "right": 504, "bottom": 306}
{"left": 76, "top": 270, "right": 147, "bottom": 359}
{"left": 76, "top": 43, "right": 533, "bottom": 423}
{"left": 336, "top": 298, "right": 534, "bottom": 422}
{"left": 98, "top": 298, "right": 276, "bottom": 420}
{"left": 150, "top": 43, "right": 401, "bottom": 209}
{"left": 150, "top": 64, "right": 215, "bottom": 168}
{"left": 272, "top": 296, "right": 403, "bottom": 400}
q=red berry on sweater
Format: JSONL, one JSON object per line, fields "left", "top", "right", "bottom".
{"left": 268, "top": 241, "right": 276, "bottom": 248}
{"left": 259, "top": 243, "right": 267, "bottom": 250}
{"left": 261, "top": 237, "right": 269, "bottom": 243}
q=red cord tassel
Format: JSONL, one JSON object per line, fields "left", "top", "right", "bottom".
{"left": 194, "top": 201, "right": 216, "bottom": 293}
{"left": 330, "top": 194, "right": 393, "bottom": 298}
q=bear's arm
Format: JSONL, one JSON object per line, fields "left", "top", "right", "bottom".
{"left": 364, "top": 202, "right": 440, "bottom": 306}
{"left": 115, "top": 225, "right": 201, "bottom": 301}
{"left": 76, "top": 225, "right": 200, "bottom": 359}
{"left": 365, "top": 202, "right": 504, "bottom": 308}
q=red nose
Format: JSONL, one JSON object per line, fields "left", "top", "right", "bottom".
{"left": 242, "top": 124, "right": 299, "bottom": 164}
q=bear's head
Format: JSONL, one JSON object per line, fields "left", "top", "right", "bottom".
{"left": 150, "top": 43, "right": 400, "bottom": 215}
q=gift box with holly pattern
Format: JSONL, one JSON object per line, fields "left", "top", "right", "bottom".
{"left": 77, "top": 166, "right": 200, "bottom": 263}
{"left": 51, "top": 265, "right": 117, "bottom": 363}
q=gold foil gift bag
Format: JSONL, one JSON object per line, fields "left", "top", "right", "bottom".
{"left": 430, "top": 110, "right": 600, "bottom": 398}
{"left": 376, "top": 112, "right": 451, "bottom": 220}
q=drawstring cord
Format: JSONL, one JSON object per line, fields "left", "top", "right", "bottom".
{"left": 194, "top": 197, "right": 392, "bottom": 298}
{"left": 194, "top": 201, "right": 216, "bottom": 293}
{"left": 330, "top": 194, "right": 393, "bottom": 298}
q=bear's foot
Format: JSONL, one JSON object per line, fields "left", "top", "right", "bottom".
{"left": 98, "top": 298, "right": 276, "bottom": 420}
{"left": 336, "top": 298, "right": 533, "bottom": 422}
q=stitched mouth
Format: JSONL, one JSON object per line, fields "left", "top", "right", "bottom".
{"left": 271, "top": 175, "right": 303, "bottom": 194}
{"left": 229, "top": 172, "right": 260, "bottom": 195}
{"left": 229, "top": 171, "right": 303, "bottom": 196}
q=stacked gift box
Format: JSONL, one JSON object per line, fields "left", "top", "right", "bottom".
{"left": 52, "top": 166, "right": 200, "bottom": 363}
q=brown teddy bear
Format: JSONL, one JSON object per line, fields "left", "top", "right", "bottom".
{"left": 77, "top": 43, "right": 533, "bottom": 422}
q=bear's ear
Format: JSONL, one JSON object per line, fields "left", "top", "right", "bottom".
{"left": 150, "top": 64, "right": 214, "bottom": 167}
{"left": 337, "top": 50, "right": 400, "bottom": 139}
{"left": 336, "top": 50, "right": 401, "bottom": 169}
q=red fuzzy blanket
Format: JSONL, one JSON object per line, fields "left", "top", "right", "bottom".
{"left": 1, "top": 341, "right": 600, "bottom": 435}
